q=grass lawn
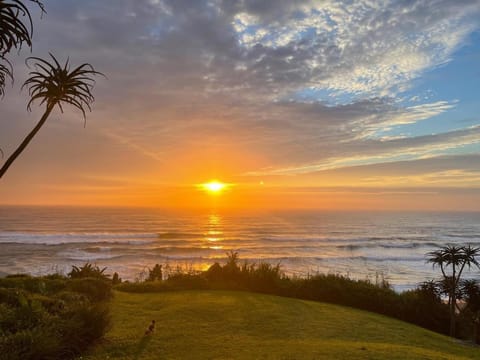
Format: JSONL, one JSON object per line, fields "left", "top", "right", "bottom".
{"left": 85, "top": 290, "right": 480, "bottom": 359}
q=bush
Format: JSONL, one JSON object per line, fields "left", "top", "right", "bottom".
{"left": 0, "top": 326, "right": 62, "bottom": 360}
{"left": 66, "top": 278, "right": 112, "bottom": 302}
{"left": 0, "top": 273, "right": 112, "bottom": 359}
{"left": 166, "top": 273, "right": 209, "bottom": 290}
{"left": 60, "top": 303, "right": 111, "bottom": 354}
{"left": 147, "top": 264, "right": 163, "bottom": 281}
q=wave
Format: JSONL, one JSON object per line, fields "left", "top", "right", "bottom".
{"left": 0, "top": 231, "right": 158, "bottom": 245}
{"left": 336, "top": 241, "right": 442, "bottom": 250}
{"left": 259, "top": 235, "right": 430, "bottom": 243}
{"left": 157, "top": 232, "right": 204, "bottom": 239}
{"left": 445, "top": 233, "right": 480, "bottom": 239}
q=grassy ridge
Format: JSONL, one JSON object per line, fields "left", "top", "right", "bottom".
{"left": 86, "top": 291, "right": 479, "bottom": 359}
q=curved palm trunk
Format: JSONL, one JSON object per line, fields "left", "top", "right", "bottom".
{"left": 0, "top": 103, "right": 54, "bottom": 179}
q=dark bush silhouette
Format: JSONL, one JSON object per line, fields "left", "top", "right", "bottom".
{"left": 112, "top": 272, "right": 122, "bottom": 285}
{"left": 147, "top": 264, "right": 163, "bottom": 281}
{"left": 68, "top": 262, "right": 109, "bottom": 280}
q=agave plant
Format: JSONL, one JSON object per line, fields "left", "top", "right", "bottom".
{"left": 0, "top": 54, "right": 103, "bottom": 178}
{"left": 0, "top": 0, "right": 44, "bottom": 93}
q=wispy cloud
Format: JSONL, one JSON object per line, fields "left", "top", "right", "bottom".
{"left": 245, "top": 126, "right": 480, "bottom": 176}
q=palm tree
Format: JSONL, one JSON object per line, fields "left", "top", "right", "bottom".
{"left": 0, "top": 0, "right": 45, "bottom": 94}
{"left": 427, "top": 245, "right": 480, "bottom": 337}
{"left": 0, "top": 54, "right": 103, "bottom": 178}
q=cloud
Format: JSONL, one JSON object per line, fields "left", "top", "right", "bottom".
{"left": 245, "top": 126, "right": 480, "bottom": 175}
{"left": 1, "top": 0, "right": 480, "bottom": 200}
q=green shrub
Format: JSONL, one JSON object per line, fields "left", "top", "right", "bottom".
{"left": 166, "top": 273, "right": 209, "bottom": 290}
{"left": 60, "top": 303, "right": 111, "bottom": 355}
{"left": 66, "top": 278, "right": 112, "bottom": 302}
{"left": 0, "top": 326, "right": 62, "bottom": 360}
{"left": 115, "top": 280, "right": 174, "bottom": 293}
{"left": 0, "top": 273, "right": 112, "bottom": 359}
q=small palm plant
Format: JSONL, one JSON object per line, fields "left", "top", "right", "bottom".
{"left": 0, "top": 0, "right": 45, "bottom": 93}
{"left": 0, "top": 53, "right": 103, "bottom": 178}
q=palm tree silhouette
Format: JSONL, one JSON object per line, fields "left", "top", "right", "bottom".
{"left": 0, "top": 54, "right": 103, "bottom": 178}
{"left": 427, "top": 244, "right": 480, "bottom": 336}
{"left": 0, "top": 0, "right": 45, "bottom": 94}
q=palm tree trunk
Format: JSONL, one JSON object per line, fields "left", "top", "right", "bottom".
{"left": 0, "top": 104, "right": 54, "bottom": 179}
{"left": 450, "top": 268, "right": 457, "bottom": 337}
{"left": 450, "top": 292, "right": 456, "bottom": 337}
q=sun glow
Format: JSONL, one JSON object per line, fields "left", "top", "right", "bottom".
{"left": 201, "top": 181, "right": 227, "bottom": 194}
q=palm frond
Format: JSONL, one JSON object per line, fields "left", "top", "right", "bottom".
{"left": 0, "top": 0, "right": 44, "bottom": 55}
{"left": 22, "top": 53, "right": 104, "bottom": 121}
{"left": 0, "top": 0, "right": 44, "bottom": 93}
{"left": 0, "top": 58, "right": 13, "bottom": 97}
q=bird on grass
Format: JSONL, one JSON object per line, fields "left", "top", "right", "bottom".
{"left": 145, "top": 320, "right": 155, "bottom": 336}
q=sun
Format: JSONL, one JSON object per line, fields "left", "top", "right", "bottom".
{"left": 200, "top": 180, "right": 227, "bottom": 194}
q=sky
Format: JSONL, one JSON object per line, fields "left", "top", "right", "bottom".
{"left": 1, "top": 0, "right": 480, "bottom": 210}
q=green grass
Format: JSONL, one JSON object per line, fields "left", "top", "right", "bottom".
{"left": 86, "top": 290, "right": 479, "bottom": 359}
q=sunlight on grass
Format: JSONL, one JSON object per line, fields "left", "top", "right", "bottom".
{"left": 86, "top": 291, "right": 477, "bottom": 359}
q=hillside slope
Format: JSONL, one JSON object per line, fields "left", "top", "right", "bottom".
{"left": 86, "top": 290, "right": 479, "bottom": 359}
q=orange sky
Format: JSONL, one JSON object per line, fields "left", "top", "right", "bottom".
{"left": 1, "top": 1, "right": 480, "bottom": 211}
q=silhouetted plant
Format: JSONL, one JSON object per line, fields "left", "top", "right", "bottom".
{"left": 226, "top": 251, "right": 239, "bottom": 267}
{"left": 427, "top": 245, "right": 480, "bottom": 337}
{"left": 0, "top": 54, "right": 103, "bottom": 178}
{"left": 112, "top": 272, "right": 122, "bottom": 285}
{"left": 0, "top": 0, "right": 45, "bottom": 94}
{"left": 462, "top": 279, "right": 480, "bottom": 313}
{"left": 418, "top": 280, "right": 442, "bottom": 303}
{"left": 147, "top": 264, "right": 163, "bottom": 282}
{"left": 461, "top": 279, "right": 480, "bottom": 343}
{"left": 68, "top": 263, "right": 109, "bottom": 280}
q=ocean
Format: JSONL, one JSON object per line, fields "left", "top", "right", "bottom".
{"left": 1, "top": 206, "right": 479, "bottom": 291}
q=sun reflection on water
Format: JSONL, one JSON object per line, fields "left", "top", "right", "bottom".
{"left": 204, "top": 214, "right": 224, "bottom": 244}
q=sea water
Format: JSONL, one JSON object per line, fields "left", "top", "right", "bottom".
{"left": 1, "top": 206, "right": 479, "bottom": 291}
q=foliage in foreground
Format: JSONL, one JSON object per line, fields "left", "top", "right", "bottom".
{"left": 0, "top": 266, "right": 112, "bottom": 360}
